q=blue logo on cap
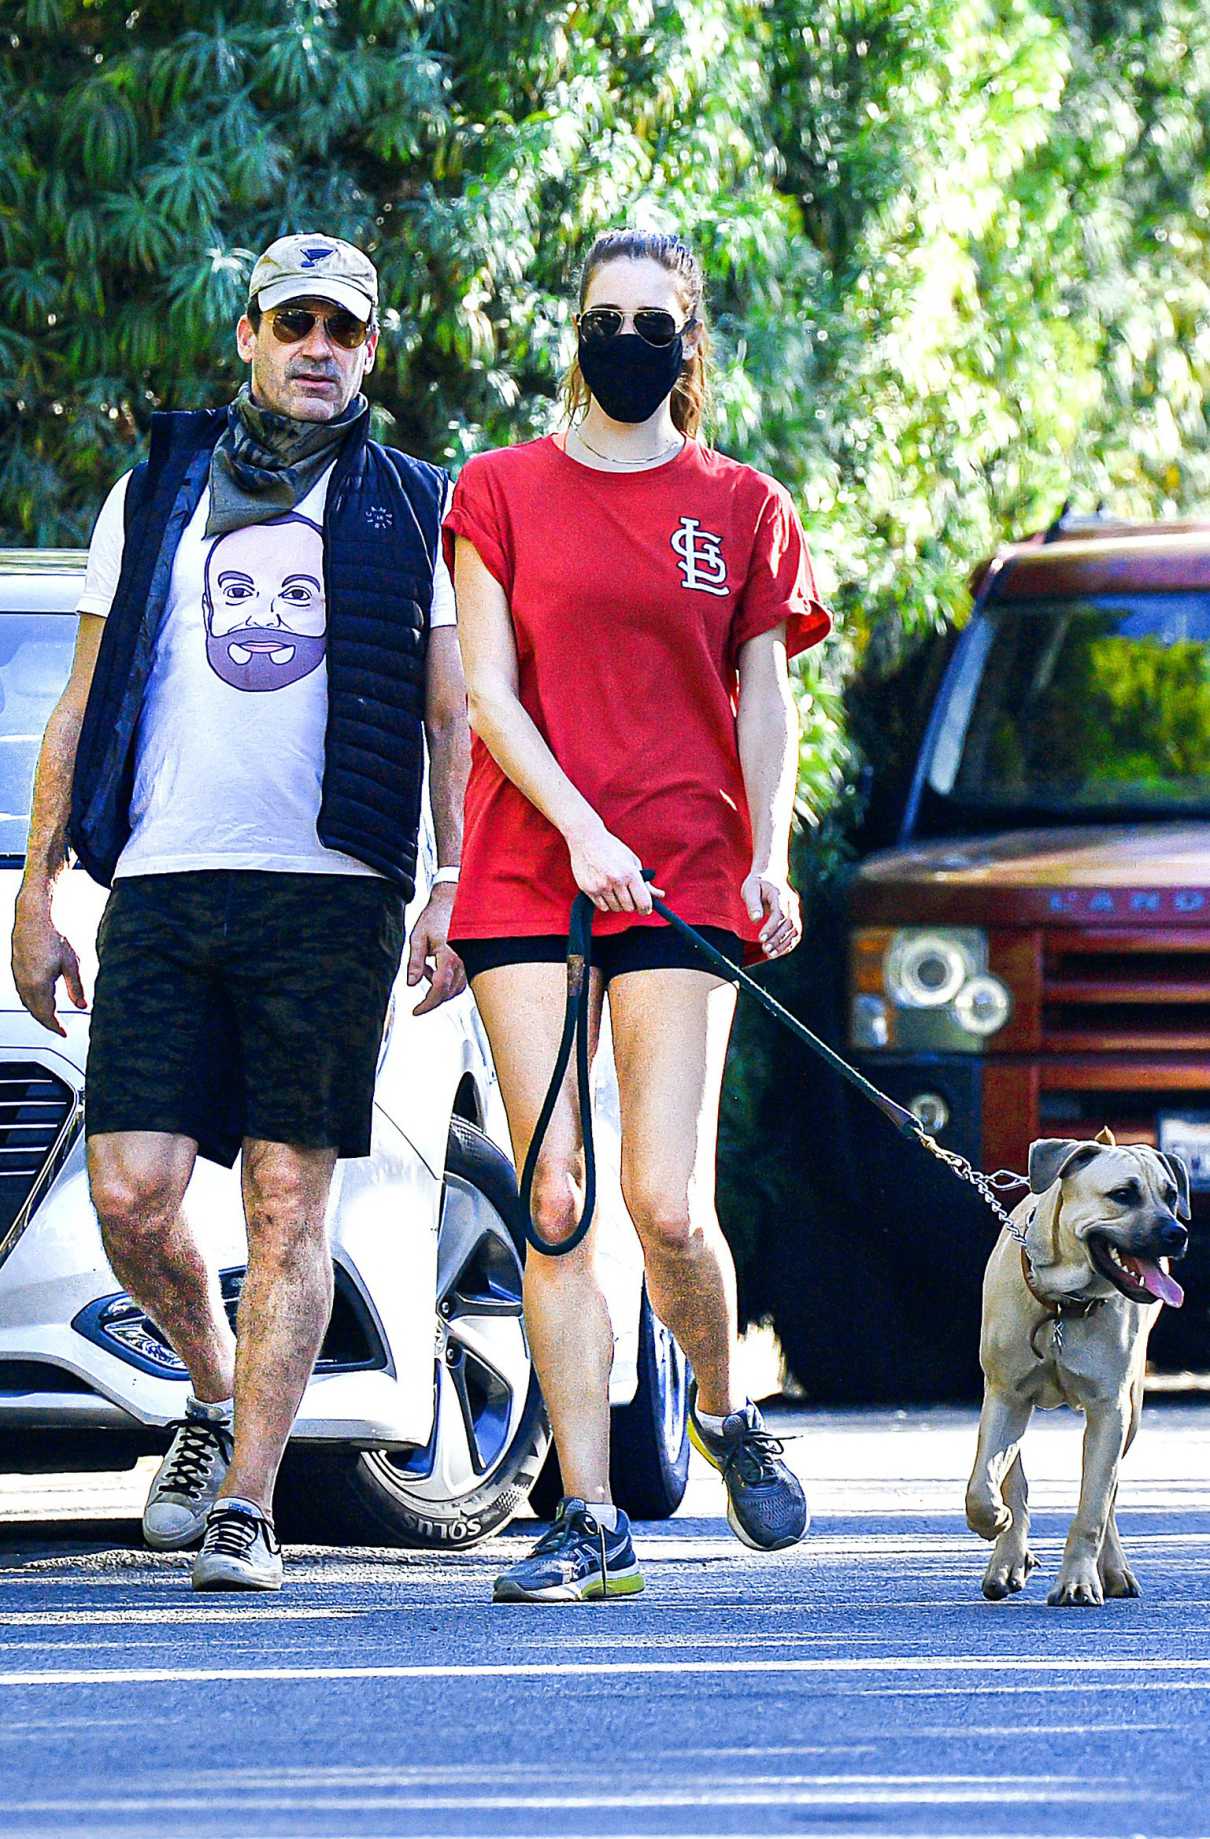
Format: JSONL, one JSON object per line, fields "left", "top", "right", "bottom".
{"left": 300, "top": 244, "right": 333, "bottom": 267}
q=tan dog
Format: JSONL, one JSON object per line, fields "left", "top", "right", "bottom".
{"left": 966, "top": 1127, "right": 1191, "bottom": 1606}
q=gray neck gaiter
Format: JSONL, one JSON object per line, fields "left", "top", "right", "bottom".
{"left": 205, "top": 384, "right": 369, "bottom": 537}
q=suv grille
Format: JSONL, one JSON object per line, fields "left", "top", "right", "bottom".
{"left": 1042, "top": 932, "right": 1210, "bottom": 1052}
{"left": 0, "top": 1063, "right": 79, "bottom": 1245}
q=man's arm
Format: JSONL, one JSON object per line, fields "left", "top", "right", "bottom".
{"left": 406, "top": 625, "right": 471, "bottom": 1016}
{"left": 425, "top": 626, "right": 470, "bottom": 872}
{"left": 11, "top": 614, "right": 106, "bottom": 1035}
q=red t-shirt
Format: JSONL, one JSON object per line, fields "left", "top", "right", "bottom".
{"left": 442, "top": 434, "right": 831, "bottom": 952}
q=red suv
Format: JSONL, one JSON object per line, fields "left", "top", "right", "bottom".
{"left": 847, "top": 513, "right": 1209, "bottom": 1376}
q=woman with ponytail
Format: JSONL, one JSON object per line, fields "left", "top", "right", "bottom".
{"left": 444, "top": 230, "right": 831, "bottom": 1602}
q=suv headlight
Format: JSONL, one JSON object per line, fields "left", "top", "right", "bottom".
{"left": 953, "top": 972, "right": 1012, "bottom": 1037}
{"left": 885, "top": 931, "right": 975, "bottom": 1009}
{"left": 850, "top": 926, "right": 1012, "bottom": 1052}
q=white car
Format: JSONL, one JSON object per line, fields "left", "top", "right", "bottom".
{"left": 0, "top": 550, "right": 689, "bottom": 1545}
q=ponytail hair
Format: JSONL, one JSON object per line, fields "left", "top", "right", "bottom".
{"left": 561, "top": 229, "right": 712, "bottom": 439}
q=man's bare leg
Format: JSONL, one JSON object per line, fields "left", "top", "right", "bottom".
{"left": 216, "top": 1138, "right": 339, "bottom": 1511}
{"left": 87, "top": 1131, "right": 235, "bottom": 1400}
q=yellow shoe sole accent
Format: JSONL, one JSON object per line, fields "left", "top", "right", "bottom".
{"left": 688, "top": 1414, "right": 723, "bottom": 1474}
{"left": 581, "top": 1569, "right": 645, "bottom": 1600}
{"left": 493, "top": 1567, "right": 645, "bottom": 1604}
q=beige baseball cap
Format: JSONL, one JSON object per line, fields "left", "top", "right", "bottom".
{"left": 248, "top": 233, "right": 379, "bottom": 321}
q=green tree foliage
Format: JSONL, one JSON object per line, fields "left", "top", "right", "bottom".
{"left": 5, "top": 4, "right": 1208, "bottom": 624}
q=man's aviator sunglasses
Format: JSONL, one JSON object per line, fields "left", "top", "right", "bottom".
{"left": 265, "top": 305, "right": 372, "bottom": 350}
{"left": 577, "top": 308, "right": 696, "bottom": 349}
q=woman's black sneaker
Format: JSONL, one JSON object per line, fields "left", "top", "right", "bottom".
{"left": 493, "top": 1498, "right": 644, "bottom": 1603}
{"left": 688, "top": 1384, "right": 809, "bottom": 1551}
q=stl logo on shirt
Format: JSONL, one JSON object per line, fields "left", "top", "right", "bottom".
{"left": 670, "top": 517, "right": 728, "bottom": 596}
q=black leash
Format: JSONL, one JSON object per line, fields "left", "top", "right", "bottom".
{"left": 518, "top": 870, "right": 933, "bottom": 1258}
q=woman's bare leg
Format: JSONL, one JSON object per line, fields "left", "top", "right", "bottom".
{"left": 469, "top": 962, "right": 612, "bottom": 1504}
{"left": 607, "top": 967, "right": 741, "bottom": 1417}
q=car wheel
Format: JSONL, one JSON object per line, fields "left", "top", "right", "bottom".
{"left": 609, "top": 1282, "right": 689, "bottom": 1518}
{"left": 277, "top": 1117, "right": 550, "bottom": 1548}
{"left": 526, "top": 1283, "right": 690, "bottom": 1522}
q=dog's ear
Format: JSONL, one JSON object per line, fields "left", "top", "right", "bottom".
{"left": 1028, "top": 1137, "right": 1103, "bottom": 1195}
{"left": 1159, "top": 1152, "right": 1192, "bottom": 1223}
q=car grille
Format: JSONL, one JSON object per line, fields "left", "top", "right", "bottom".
{"left": 1041, "top": 931, "right": 1210, "bottom": 1053}
{"left": 0, "top": 1063, "right": 81, "bottom": 1251}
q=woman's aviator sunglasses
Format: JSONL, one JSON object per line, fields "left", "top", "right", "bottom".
{"left": 267, "top": 305, "right": 372, "bottom": 350}
{"left": 577, "top": 308, "right": 696, "bottom": 349}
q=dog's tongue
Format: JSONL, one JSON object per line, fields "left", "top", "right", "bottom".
{"left": 1128, "top": 1255, "right": 1185, "bottom": 1308}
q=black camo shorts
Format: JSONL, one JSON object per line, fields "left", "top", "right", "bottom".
{"left": 86, "top": 871, "right": 406, "bottom": 1167}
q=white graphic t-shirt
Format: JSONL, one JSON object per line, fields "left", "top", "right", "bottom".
{"left": 78, "top": 463, "right": 456, "bottom": 878}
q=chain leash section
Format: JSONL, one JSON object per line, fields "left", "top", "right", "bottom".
{"left": 913, "top": 1130, "right": 1031, "bottom": 1248}
{"left": 915, "top": 1134, "right": 1080, "bottom": 1350}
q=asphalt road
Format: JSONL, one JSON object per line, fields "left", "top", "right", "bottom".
{"left": 1, "top": 1403, "right": 1208, "bottom": 1839}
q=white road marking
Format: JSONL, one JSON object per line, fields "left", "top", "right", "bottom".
{"left": 4, "top": 1784, "right": 1164, "bottom": 1815}
{"left": 2, "top": 1824, "right": 1184, "bottom": 1839}
{"left": 0, "top": 1653, "right": 1207, "bottom": 1688}
{"left": 104, "top": 1764, "right": 1091, "bottom": 1792}
{"left": 2, "top": 1831, "right": 1195, "bottom": 1839}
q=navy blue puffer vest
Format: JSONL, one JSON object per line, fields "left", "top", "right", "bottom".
{"left": 69, "top": 408, "right": 447, "bottom": 897}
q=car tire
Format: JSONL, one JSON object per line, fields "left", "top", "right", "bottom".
{"left": 525, "top": 1283, "right": 690, "bottom": 1522}
{"left": 276, "top": 1117, "right": 550, "bottom": 1548}
{"left": 609, "top": 1282, "right": 690, "bottom": 1518}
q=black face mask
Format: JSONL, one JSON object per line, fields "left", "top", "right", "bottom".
{"left": 576, "top": 330, "right": 685, "bottom": 424}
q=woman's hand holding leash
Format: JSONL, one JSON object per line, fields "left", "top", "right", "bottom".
{"left": 568, "top": 822, "right": 665, "bottom": 913}
{"left": 742, "top": 865, "right": 801, "bottom": 960}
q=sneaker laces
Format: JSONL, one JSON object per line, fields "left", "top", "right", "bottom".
{"left": 529, "top": 1504, "right": 610, "bottom": 1595}
{"left": 159, "top": 1418, "right": 233, "bottom": 1500}
{"left": 203, "top": 1507, "right": 274, "bottom": 1561}
{"left": 722, "top": 1425, "right": 789, "bottom": 1489}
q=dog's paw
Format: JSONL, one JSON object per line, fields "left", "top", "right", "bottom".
{"left": 1048, "top": 1570, "right": 1105, "bottom": 1608}
{"left": 982, "top": 1551, "right": 1036, "bottom": 1601}
{"left": 1101, "top": 1566, "right": 1142, "bottom": 1599}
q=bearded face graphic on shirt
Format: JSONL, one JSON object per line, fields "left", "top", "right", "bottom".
{"left": 202, "top": 512, "right": 326, "bottom": 692}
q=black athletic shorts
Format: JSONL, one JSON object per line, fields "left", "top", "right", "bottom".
{"left": 86, "top": 871, "right": 406, "bottom": 1167}
{"left": 450, "top": 923, "right": 744, "bottom": 985}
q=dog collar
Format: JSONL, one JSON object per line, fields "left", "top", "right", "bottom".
{"left": 1020, "top": 1246, "right": 1105, "bottom": 1318}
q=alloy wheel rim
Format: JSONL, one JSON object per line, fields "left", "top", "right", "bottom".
{"left": 367, "top": 1174, "right": 531, "bottom": 1507}
{"left": 652, "top": 1308, "right": 689, "bottom": 1461}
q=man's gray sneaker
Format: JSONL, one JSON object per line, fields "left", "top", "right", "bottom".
{"left": 192, "top": 1499, "right": 283, "bottom": 1592}
{"left": 493, "top": 1498, "right": 644, "bottom": 1603}
{"left": 143, "top": 1398, "right": 234, "bottom": 1551}
{"left": 688, "top": 1385, "right": 809, "bottom": 1552}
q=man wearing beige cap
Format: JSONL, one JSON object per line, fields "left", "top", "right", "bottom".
{"left": 10, "top": 234, "right": 467, "bottom": 1590}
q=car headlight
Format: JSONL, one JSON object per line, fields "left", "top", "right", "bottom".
{"left": 885, "top": 931, "right": 975, "bottom": 1008}
{"left": 851, "top": 993, "right": 890, "bottom": 1049}
{"left": 849, "top": 926, "right": 1011, "bottom": 1052}
{"left": 953, "top": 972, "right": 1012, "bottom": 1037}
{"left": 908, "top": 1091, "right": 950, "bottom": 1133}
